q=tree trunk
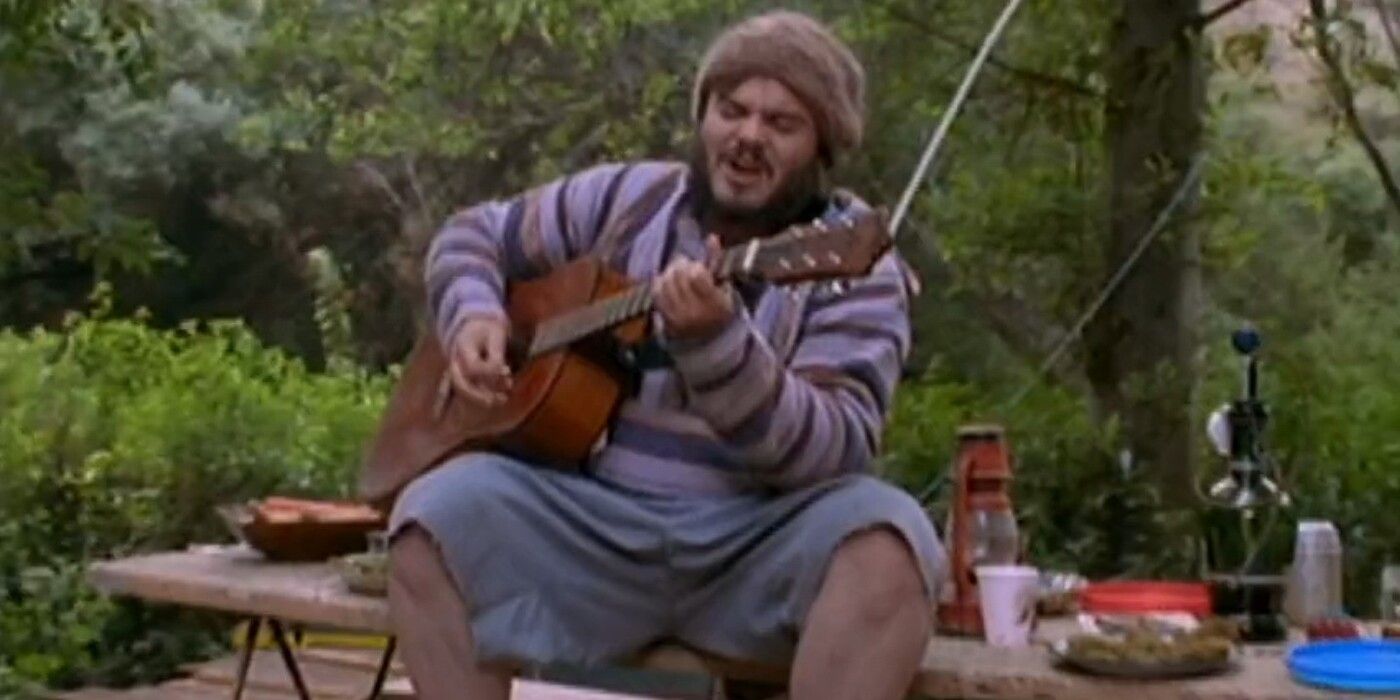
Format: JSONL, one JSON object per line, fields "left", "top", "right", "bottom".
{"left": 1085, "top": 0, "right": 1205, "bottom": 506}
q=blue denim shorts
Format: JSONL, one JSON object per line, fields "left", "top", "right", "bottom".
{"left": 390, "top": 453, "right": 946, "bottom": 667}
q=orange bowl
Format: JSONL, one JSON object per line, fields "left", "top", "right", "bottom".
{"left": 219, "top": 499, "right": 387, "bottom": 562}
{"left": 1080, "top": 581, "right": 1213, "bottom": 617}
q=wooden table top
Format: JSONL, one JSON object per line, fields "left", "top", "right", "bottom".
{"left": 87, "top": 546, "right": 1373, "bottom": 699}
{"left": 88, "top": 545, "right": 392, "bottom": 633}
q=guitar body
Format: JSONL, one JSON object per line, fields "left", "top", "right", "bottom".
{"left": 359, "top": 257, "right": 645, "bottom": 509}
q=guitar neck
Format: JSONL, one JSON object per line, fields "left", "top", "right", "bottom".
{"left": 525, "top": 245, "right": 760, "bottom": 358}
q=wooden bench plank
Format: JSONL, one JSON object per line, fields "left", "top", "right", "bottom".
{"left": 184, "top": 649, "right": 383, "bottom": 699}
{"left": 58, "top": 649, "right": 658, "bottom": 700}
{"left": 86, "top": 546, "right": 1356, "bottom": 699}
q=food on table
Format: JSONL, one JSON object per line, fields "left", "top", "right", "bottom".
{"left": 1194, "top": 616, "right": 1242, "bottom": 642}
{"left": 1038, "top": 571, "right": 1086, "bottom": 616}
{"left": 253, "top": 497, "right": 383, "bottom": 524}
{"left": 1039, "top": 590, "right": 1078, "bottom": 616}
{"left": 1306, "top": 617, "right": 1362, "bottom": 641}
{"left": 335, "top": 552, "right": 389, "bottom": 597}
{"left": 1065, "top": 616, "right": 1235, "bottom": 665}
{"left": 1382, "top": 622, "right": 1400, "bottom": 640}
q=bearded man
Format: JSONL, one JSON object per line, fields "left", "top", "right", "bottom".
{"left": 387, "top": 11, "right": 948, "bottom": 700}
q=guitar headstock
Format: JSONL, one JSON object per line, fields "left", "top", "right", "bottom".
{"left": 724, "top": 208, "right": 893, "bottom": 285}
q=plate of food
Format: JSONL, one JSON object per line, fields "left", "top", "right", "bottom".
{"left": 1048, "top": 615, "right": 1238, "bottom": 679}
{"left": 335, "top": 551, "right": 389, "bottom": 597}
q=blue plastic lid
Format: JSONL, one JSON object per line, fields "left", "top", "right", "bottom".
{"left": 1287, "top": 640, "right": 1400, "bottom": 693}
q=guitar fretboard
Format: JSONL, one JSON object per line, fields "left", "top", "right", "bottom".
{"left": 525, "top": 245, "right": 755, "bottom": 358}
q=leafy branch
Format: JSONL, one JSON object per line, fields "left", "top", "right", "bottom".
{"left": 1372, "top": 0, "right": 1400, "bottom": 68}
{"left": 898, "top": 216, "right": 1085, "bottom": 392}
{"left": 1307, "top": 0, "right": 1400, "bottom": 221}
{"left": 883, "top": 5, "right": 1104, "bottom": 100}
{"left": 1194, "top": 0, "right": 1259, "bottom": 28}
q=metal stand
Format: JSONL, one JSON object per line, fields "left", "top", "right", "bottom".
{"left": 231, "top": 617, "right": 262, "bottom": 700}
{"left": 229, "top": 617, "right": 397, "bottom": 700}
{"left": 268, "top": 619, "right": 312, "bottom": 700}
{"left": 368, "top": 637, "right": 398, "bottom": 699}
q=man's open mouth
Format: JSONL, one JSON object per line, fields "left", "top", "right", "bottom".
{"left": 721, "top": 152, "right": 768, "bottom": 184}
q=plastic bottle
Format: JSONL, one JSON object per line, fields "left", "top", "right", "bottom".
{"left": 1285, "top": 520, "right": 1344, "bottom": 625}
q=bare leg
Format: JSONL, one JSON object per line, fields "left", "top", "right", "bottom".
{"left": 389, "top": 524, "right": 512, "bottom": 700}
{"left": 790, "top": 528, "right": 932, "bottom": 700}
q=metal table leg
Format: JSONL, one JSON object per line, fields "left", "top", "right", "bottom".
{"left": 231, "top": 617, "right": 263, "bottom": 700}
{"left": 367, "top": 636, "right": 397, "bottom": 699}
{"left": 268, "top": 618, "right": 312, "bottom": 700}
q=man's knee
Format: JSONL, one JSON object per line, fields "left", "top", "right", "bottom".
{"left": 389, "top": 524, "right": 454, "bottom": 601}
{"left": 827, "top": 528, "right": 927, "bottom": 622}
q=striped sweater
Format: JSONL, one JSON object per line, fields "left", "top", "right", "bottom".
{"left": 426, "top": 160, "right": 911, "bottom": 496}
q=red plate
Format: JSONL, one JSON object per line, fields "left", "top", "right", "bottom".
{"left": 1080, "top": 581, "right": 1212, "bottom": 617}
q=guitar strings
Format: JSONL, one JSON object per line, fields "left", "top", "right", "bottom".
{"left": 525, "top": 247, "right": 748, "bottom": 358}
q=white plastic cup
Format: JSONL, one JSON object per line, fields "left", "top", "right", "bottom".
{"left": 976, "top": 565, "right": 1039, "bottom": 648}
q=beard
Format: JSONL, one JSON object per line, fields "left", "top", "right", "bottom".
{"left": 688, "top": 139, "right": 828, "bottom": 241}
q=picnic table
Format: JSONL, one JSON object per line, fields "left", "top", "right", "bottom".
{"left": 87, "top": 545, "right": 1367, "bottom": 700}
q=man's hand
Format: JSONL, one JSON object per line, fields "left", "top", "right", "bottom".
{"left": 654, "top": 236, "right": 735, "bottom": 341}
{"left": 448, "top": 317, "right": 512, "bottom": 406}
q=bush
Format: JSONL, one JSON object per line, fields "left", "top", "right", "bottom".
{"left": 883, "top": 373, "right": 1197, "bottom": 582}
{"left": 0, "top": 302, "right": 388, "bottom": 690}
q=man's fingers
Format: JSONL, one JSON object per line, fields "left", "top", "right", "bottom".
{"left": 478, "top": 370, "right": 511, "bottom": 395}
{"left": 655, "top": 258, "right": 729, "bottom": 336}
{"left": 683, "top": 263, "right": 727, "bottom": 310}
{"left": 460, "top": 381, "right": 506, "bottom": 407}
{"left": 453, "top": 332, "right": 481, "bottom": 382}
{"left": 449, "top": 355, "right": 507, "bottom": 404}
{"left": 449, "top": 354, "right": 472, "bottom": 395}
{"left": 657, "top": 265, "right": 684, "bottom": 315}
{"left": 449, "top": 318, "right": 512, "bottom": 407}
{"left": 483, "top": 322, "right": 507, "bottom": 370}
{"left": 682, "top": 263, "right": 716, "bottom": 297}
{"left": 679, "top": 261, "right": 712, "bottom": 306}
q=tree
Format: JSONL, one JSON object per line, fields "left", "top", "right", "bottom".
{"left": 1303, "top": 0, "right": 1400, "bottom": 221}
{"left": 1083, "top": 0, "right": 1206, "bottom": 505}
{"left": 0, "top": 0, "right": 170, "bottom": 321}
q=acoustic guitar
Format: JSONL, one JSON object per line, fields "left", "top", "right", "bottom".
{"left": 358, "top": 209, "right": 892, "bottom": 508}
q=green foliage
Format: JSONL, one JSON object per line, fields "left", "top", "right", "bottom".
{"left": 306, "top": 247, "right": 357, "bottom": 368}
{"left": 0, "top": 0, "right": 177, "bottom": 284}
{"left": 236, "top": 0, "right": 745, "bottom": 210}
{"left": 0, "top": 293, "right": 387, "bottom": 689}
{"left": 884, "top": 373, "right": 1196, "bottom": 581}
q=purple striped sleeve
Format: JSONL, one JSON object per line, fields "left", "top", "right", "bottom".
{"left": 667, "top": 253, "right": 912, "bottom": 490}
{"left": 424, "top": 162, "right": 638, "bottom": 346}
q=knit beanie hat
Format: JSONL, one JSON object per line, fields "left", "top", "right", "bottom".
{"left": 692, "top": 11, "right": 866, "bottom": 165}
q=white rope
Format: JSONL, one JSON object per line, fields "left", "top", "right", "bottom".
{"left": 878, "top": 0, "right": 1205, "bottom": 413}
{"left": 1006, "top": 154, "right": 1208, "bottom": 408}
{"left": 889, "top": 0, "right": 1030, "bottom": 238}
